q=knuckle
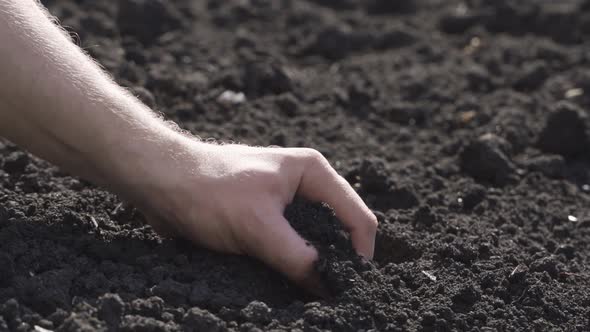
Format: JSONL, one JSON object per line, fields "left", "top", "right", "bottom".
{"left": 301, "top": 148, "right": 328, "bottom": 167}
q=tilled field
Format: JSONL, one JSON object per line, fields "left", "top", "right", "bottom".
{"left": 2, "top": 0, "right": 590, "bottom": 331}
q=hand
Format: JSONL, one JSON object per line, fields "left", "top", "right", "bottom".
{"left": 0, "top": 0, "right": 377, "bottom": 293}
{"left": 117, "top": 138, "right": 378, "bottom": 291}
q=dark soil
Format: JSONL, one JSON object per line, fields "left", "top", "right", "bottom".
{"left": 3, "top": 0, "right": 590, "bottom": 330}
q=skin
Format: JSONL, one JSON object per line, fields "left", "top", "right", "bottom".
{"left": 0, "top": 0, "right": 378, "bottom": 292}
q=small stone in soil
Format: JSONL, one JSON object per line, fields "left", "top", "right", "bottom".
{"left": 565, "top": 88, "right": 583, "bottom": 99}
{"left": 217, "top": 90, "right": 246, "bottom": 105}
{"left": 421, "top": 270, "right": 437, "bottom": 282}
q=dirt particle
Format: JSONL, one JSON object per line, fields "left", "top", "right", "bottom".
{"left": 385, "top": 102, "right": 429, "bottom": 125}
{"left": 460, "top": 133, "right": 516, "bottom": 185}
{"left": 97, "top": 293, "right": 124, "bottom": 326}
{"left": 58, "top": 311, "right": 106, "bottom": 331}
{"left": 240, "top": 301, "right": 271, "bottom": 325}
{"left": 274, "top": 93, "right": 300, "bottom": 117}
{"left": 303, "top": 25, "right": 373, "bottom": 60}
{"left": 151, "top": 280, "right": 189, "bottom": 306}
{"left": 217, "top": 90, "right": 246, "bottom": 105}
{"left": 537, "top": 101, "right": 588, "bottom": 158}
{"left": 554, "top": 244, "right": 575, "bottom": 260}
{"left": 2, "top": 152, "right": 30, "bottom": 174}
{"left": 452, "top": 284, "right": 481, "bottom": 309}
{"left": 413, "top": 205, "right": 440, "bottom": 227}
{"left": 119, "top": 315, "right": 172, "bottom": 332}
{"left": 524, "top": 154, "right": 565, "bottom": 178}
{"left": 243, "top": 62, "right": 293, "bottom": 97}
{"left": 182, "top": 308, "right": 226, "bottom": 332}
{"left": 346, "top": 158, "right": 420, "bottom": 210}
{"left": 439, "top": 241, "right": 478, "bottom": 265}
{"left": 508, "top": 264, "right": 528, "bottom": 283}
{"left": 565, "top": 88, "right": 583, "bottom": 99}
{"left": 462, "top": 184, "right": 487, "bottom": 210}
{"left": 389, "top": 187, "right": 420, "bottom": 210}
{"left": 130, "top": 296, "right": 164, "bottom": 319}
{"left": 530, "top": 256, "right": 561, "bottom": 277}
{"left": 117, "top": 0, "right": 183, "bottom": 44}
{"left": 48, "top": 309, "right": 69, "bottom": 328}
{"left": 34, "top": 324, "right": 53, "bottom": 332}
{"left": 439, "top": 7, "right": 481, "bottom": 34}
{"left": 302, "top": 303, "right": 330, "bottom": 326}
{"left": 513, "top": 61, "right": 548, "bottom": 91}
{"left": 419, "top": 310, "right": 436, "bottom": 327}
{"left": 1, "top": 299, "right": 19, "bottom": 322}
{"left": 421, "top": 270, "right": 437, "bottom": 282}
{"left": 376, "top": 226, "right": 422, "bottom": 264}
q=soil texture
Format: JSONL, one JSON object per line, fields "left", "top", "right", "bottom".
{"left": 3, "top": 0, "right": 590, "bottom": 331}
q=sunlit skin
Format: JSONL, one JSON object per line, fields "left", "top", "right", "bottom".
{"left": 0, "top": 0, "right": 377, "bottom": 292}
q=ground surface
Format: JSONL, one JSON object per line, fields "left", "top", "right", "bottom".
{"left": 2, "top": 0, "right": 590, "bottom": 331}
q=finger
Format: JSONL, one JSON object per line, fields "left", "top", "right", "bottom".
{"left": 245, "top": 210, "right": 326, "bottom": 295}
{"left": 297, "top": 150, "right": 377, "bottom": 259}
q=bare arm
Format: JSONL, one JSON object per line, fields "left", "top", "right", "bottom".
{"left": 0, "top": 0, "right": 178, "bottom": 189}
{"left": 0, "top": 0, "right": 377, "bottom": 291}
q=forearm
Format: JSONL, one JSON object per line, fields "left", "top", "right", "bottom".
{"left": 0, "top": 1, "right": 184, "bottom": 190}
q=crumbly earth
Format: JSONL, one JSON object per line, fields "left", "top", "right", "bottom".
{"left": 2, "top": 0, "right": 590, "bottom": 331}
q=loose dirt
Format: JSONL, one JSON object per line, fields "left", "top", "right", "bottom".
{"left": 2, "top": 0, "right": 590, "bottom": 331}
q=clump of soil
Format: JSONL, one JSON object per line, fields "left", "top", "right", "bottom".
{"left": 2, "top": 0, "right": 590, "bottom": 331}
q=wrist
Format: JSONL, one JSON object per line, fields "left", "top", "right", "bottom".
{"left": 97, "top": 118, "right": 192, "bottom": 197}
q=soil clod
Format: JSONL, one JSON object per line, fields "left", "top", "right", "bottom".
{"left": 117, "top": 0, "right": 183, "bottom": 44}
{"left": 537, "top": 101, "right": 588, "bottom": 158}
{"left": 460, "top": 133, "right": 516, "bottom": 185}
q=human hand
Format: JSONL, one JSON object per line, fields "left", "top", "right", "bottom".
{"left": 0, "top": 0, "right": 378, "bottom": 294}
{"left": 116, "top": 138, "right": 377, "bottom": 292}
